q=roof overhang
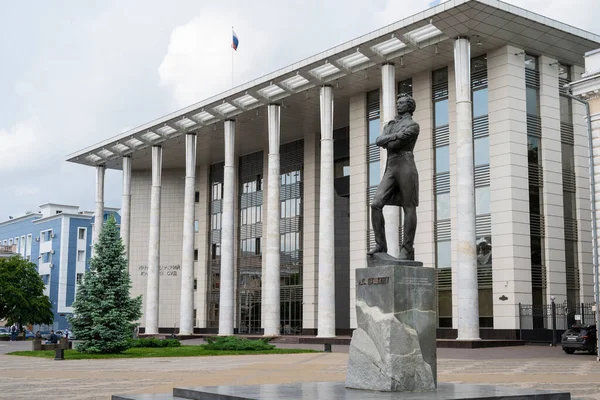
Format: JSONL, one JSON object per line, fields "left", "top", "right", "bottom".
{"left": 66, "top": 0, "right": 600, "bottom": 169}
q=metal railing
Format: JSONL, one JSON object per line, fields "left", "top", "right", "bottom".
{"left": 519, "top": 301, "right": 597, "bottom": 343}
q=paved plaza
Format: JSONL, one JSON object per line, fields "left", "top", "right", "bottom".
{"left": 0, "top": 341, "right": 599, "bottom": 400}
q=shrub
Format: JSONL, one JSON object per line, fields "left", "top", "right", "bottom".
{"left": 204, "top": 336, "right": 274, "bottom": 351}
{"left": 130, "top": 338, "right": 181, "bottom": 348}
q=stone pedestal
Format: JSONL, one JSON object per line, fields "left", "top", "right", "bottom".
{"left": 345, "top": 262, "right": 436, "bottom": 392}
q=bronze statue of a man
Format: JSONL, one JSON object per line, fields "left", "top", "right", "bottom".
{"left": 368, "top": 93, "right": 419, "bottom": 260}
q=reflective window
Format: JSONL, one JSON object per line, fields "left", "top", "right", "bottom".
{"left": 527, "top": 136, "right": 540, "bottom": 165}
{"left": 476, "top": 235, "right": 492, "bottom": 267}
{"left": 561, "top": 142, "right": 575, "bottom": 172}
{"left": 212, "top": 183, "right": 222, "bottom": 200}
{"left": 280, "top": 232, "right": 300, "bottom": 252}
{"left": 560, "top": 96, "right": 572, "bottom": 124}
{"left": 281, "top": 171, "right": 301, "bottom": 185}
{"left": 435, "top": 146, "right": 450, "bottom": 173}
{"left": 281, "top": 198, "right": 301, "bottom": 219}
{"left": 474, "top": 137, "right": 489, "bottom": 166}
{"left": 475, "top": 186, "right": 490, "bottom": 215}
{"left": 194, "top": 220, "right": 199, "bottom": 232}
{"left": 433, "top": 68, "right": 448, "bottom": 85}
{"left": 434, "top": 100, "right": 449, "bottom": 127}
{"left": 558, "top": 64, "right": 570, "bottom": 80}
{"left": 526, "top": 87, "right": 539, "bottom": 116}
{"left": 529, "top": 189, "right": 542, "bottom": 215}
{"left": 563, "top": 191, "right": 576, "bottom": 220}
{"left": 437, "top": 241, "right": 451, "bottom": 269}
{"left": 368, "top": 118, "right": 380, "bottom": 144}
{"left": 334, "top": 158, "right": 350, "bottom": 178}
{"left": 524, "top": 54, "right": 537, "bottom": 70}
{"left": 369, "top": 161, "right": 380, "bottom": 186}
{"left": 241, "top": 206, "right": 261, "bottom": 225}
{"left": 530, "top": 236, "right": 543, "bottom": 266}
{"left": 398, "top": 79, "right": 413, "bottom": 95}
{"left": 472, "top": 88, "right": 488, "bottom": 118}
{"left": 436, "top": 193, "right": 451, "bottom": 220}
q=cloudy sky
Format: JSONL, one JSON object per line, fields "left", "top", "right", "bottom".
{"left": 1, "top": 0, "right": 599, "bottom": 219}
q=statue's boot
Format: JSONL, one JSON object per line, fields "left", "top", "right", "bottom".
{"left": 367, "top": 245, "right": 387, "bottom": 256}
{"left": 398, "top": 246, "right": 414, "bottom": 260}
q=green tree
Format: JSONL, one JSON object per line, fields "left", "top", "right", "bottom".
{"left": 69, "top": 215, "right": 142, "bottom": 353}
{"left": 0, "top": 256, "right": 53, "bottom": 329}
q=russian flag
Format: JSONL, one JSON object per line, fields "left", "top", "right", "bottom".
{"left": 232, "top": 30, "right": 239, "bottom": 51}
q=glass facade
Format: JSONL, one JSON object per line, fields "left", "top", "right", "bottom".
{"left": 559, "top": 63, "right": 579, "bottom": 307}
{"left": 432, "top": 67, "right": 451, "bottom": 328}
{"left": 237, "top": 152, "right": 264, "bottom": 334}
{"left": 525, "top": 54, "right": 546, "bottom": 313}
{"left": 207, "top": 162, "right": 224, "bottom": 328}
{"left": 472, "top": 56, "right": 492, "bottom": 328}
{"left": 279, "top": 140, "right": 304, "bottom": 334}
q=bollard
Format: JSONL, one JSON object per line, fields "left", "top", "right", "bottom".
{"left": 55, "top": 348, "right": 64, "bottom": 360}
{"left": 324, "top": 343, "right": 332, "bottom": 353}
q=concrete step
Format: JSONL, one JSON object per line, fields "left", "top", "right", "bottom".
{"left": 112, "top": 394, "right": 185, "bottom": 400}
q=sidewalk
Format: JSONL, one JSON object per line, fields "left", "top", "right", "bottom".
{"left": 0, "top": 341, "right": 598, "bottom": 400}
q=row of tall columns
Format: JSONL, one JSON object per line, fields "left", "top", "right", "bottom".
{"left": 145, "top": 146, "right": 163, "bottom": 334}
{"left": 180, "top": 134, "right": 197, "bottom": 335}
{"left": 93, "top": 165, "right": 105, "bottom": 254}
{"left": 453, "top": 38, "right": 480, "bottom": 340}
{"left": 219, "top": 120, "right": 236, "bottom": 335}
{"left": 317, "top": 86, "right": 336, "bottom": 338}
{"left": 380, "top": 63, "right": 400, "bottom": 258}
{"left": 263, "top": 105, "right": 282, "bottom": 336}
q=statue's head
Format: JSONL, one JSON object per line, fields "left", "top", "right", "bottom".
{"left": 397, "top": 93, "right": 416, "bottom": 116}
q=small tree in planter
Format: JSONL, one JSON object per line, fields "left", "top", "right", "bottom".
{"left": 69, "top": 215, "right": 142, "bottom": 353}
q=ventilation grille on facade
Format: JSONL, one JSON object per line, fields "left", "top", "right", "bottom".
{"left": 478, "top": 265, "right": 492, "bottom": 288}
{"left": 436, "top": 268, "right": 452, "bottom": 290}
{"left": 564, "top": 218, "right": 578, "bottom": 241}
{"left": 525, "top": 69, "right": 540, "bottom": 88}
{"left": 472, "top": 69, "right": 488, "bottom": 90}
{"left": 432, "top": 82, "right": 449, "bottom": 100}
{"left": 476, "top": 214, "right": 492, "bottom": 237}
{"left": 531, "top": 264, "right": 546, "bottom": 289}
{"left": 434, "top": 219, "right": 451, "bottom": 242}
{"left": 529, "top": 214, "right": 546, "bottom": 237}
{"left": 528, "top": 164, "right": 544, "bottom": 188}
{"left": 473, "top": 115, "right": 489, "bottom": 139}
{"left": 368, "top": 143, "right": 380, "bottom": 162}
{"left": 560, "top": 122, "right": 574, "bottom": 145}
{"left": 474, "top": 165, "right": 490, "bottom": 187}
{"left": 433, "top": 125, "right": 450, "bottom": 147}
{"left": 435, "top": 172, "right": 450, "bottom": 194}
{"left": 559, "top": 77, "right": 571, "bottom": 96}
{"left": 562, "top": 169, "right": 576, "bottom": 193}
{"left": 527, "top": 115, "right": 542, "bottom": 137}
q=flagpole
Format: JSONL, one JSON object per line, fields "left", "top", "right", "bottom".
{"left": 231, "top": 26, "right": 234, "bottom": 87}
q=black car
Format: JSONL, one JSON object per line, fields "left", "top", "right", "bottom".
{"left": 561, "top": 324, "right": 597, "bottom": 354}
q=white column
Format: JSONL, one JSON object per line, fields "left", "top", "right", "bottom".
{"left": 121, "top": 157, "right": 132, "bottom": 260}
{"left": 219, "top": 120, "right": 235, "bottom": 336}
{"left": 318, "top": 85, "right": 336, "bottom": 338}
{"left": 263, "top": 105, "right": 281, "bottom": 336}
{"left": 145, "top": 145, "right": 162, "bottom": 335}
{"left": 454, "top": 38, "right": 480, "bottom": 340}
{"left": 93, "top": 165, "right": 105, "bottom": 251}
{"left": 180, "top": 133, "right": 197, "bottom": 335}
{"left": 380, "top": 63, "right": 400, "bottom": 257}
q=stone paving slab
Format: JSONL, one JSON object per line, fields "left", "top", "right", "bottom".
{"left": 1, "top": 341, "right": 599, "bottom": 400}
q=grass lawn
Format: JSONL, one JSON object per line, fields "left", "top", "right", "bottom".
{"left": 7, "top": 345, "right": 318, "bottom": 360}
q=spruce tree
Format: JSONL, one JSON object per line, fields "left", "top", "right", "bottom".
{"left": 69, "top": 215, "right": 142, "bottom": 353}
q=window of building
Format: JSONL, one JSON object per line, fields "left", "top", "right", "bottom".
{"left": 368, "top": 161, "right": 380, "bottom": 186}
{"left": 42, "top": 274, "right": 50, "bottom": 285}
{"left": 475, "top": 187, "right": 491, "bottom": 215}
{"left": 526, "top": 87, "right": 539, "bottom": 116}
{"left": 194, "top": 279, "right": 198, "bottom": 290}
{"left": 435, "top": 146, "right": 450, "bottom": 173}
{"left": 195, "top": 191, "right": 200, "bottom": 203}
{"left": 434, "top": 100, "right": 449, "bottom": 127}
{"left": 281, "top": 198, "right": 301, "bottom": 219}
{"left": 368, "top": 118, "right": 380, "bottom": 144}
{"left": 41, "top": 252, "right": 51, "bottom": 263}
{"left": 76, "top": 273, "right": 83, "bottom": 285}
{"left": 436, "top": 241, "right": 451, "bottom": 269}
{"left": 78, "top": 228, "right": 85, "bottom": 240}
{"left": 194, "top": 220, "right": 199, "bottom": 232}
{"left": 194, "top": 249, "right": 198, "bottom": 261}
{"left": 472, "top": 88, "right": 488, "bottom": 118}
{"left": 527, "top": 136, "right": 540, "bottom": 165}
{"left": 334, "top": 158, "right": 350, "bottom": 178}
{"left": 436, "top": 193, "right": 451, "bottom": 220}
{"left": 41, "top": 230, "right": 52, "bottom": 242}
{"left": 77, "top": 250, "right": 85, "bottom": 262}
{"left": 474, "top": 137, "right": 489, "bottom": 166}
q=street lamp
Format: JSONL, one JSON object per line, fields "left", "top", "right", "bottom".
{"left": 550, "top": 296, "right": 557, "bottom": 347}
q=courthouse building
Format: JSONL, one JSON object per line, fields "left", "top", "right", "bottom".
{"left": 67, "top": 0, "right": 600, "bottom": 339}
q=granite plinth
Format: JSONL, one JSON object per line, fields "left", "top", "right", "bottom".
{"left": 112, "top": 381, "right": 571, "bottom": 400}
{"left": 367, "top": 252, "right": 423, "bottom": 268}
{"left": 346, "top": 264, "right": 436, "bottom": 391}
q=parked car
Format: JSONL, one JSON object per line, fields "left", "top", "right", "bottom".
{"left": 561, "top": 324, "right": 597, "bottom": 354}
{"left": 25, "top": 330, "right": 35, "bottom": 339}
{"left": 0, "top": 327, "right": 9, "bottom": 336}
